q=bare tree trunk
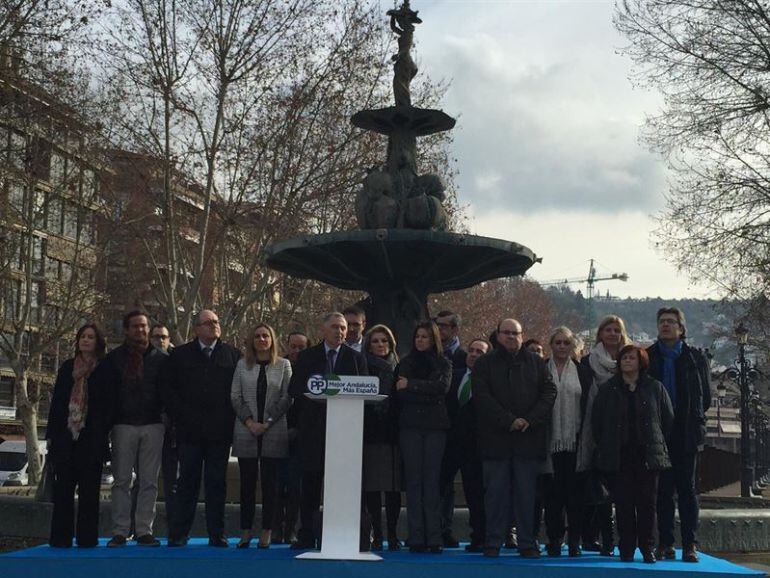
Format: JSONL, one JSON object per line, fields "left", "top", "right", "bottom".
{"left": 14, "top": 370, "right": 42, "bottom": 485}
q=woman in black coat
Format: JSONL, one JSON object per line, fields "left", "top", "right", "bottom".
{"left": 46, "top": 323, "right": 109, "bottom": 547}
{"left": 362, "top": 324, "right": 402, "bottom": 551}
{"left": 592, "top": 344, "right": 674, "bottom": 563}
{"left": 396, "top": 321, "right": 452, "bottom": 554}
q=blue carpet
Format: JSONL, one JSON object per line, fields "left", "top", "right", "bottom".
{"left": 0, "top": 540, "right": 762, "bottom": 578}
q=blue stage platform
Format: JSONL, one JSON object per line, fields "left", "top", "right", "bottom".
{"left": 0, "top": 540, "right": 763, "bottom": 578}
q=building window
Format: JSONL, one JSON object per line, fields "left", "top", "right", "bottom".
{"left": 47, "top": 194, "right": 63, "bottom": 235}
{"left": 63, "top": 201, "right": 78, "bottom": 238}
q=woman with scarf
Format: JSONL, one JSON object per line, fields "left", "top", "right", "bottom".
{"left": 592, "top": 345, "right": 674, "bottom": 563}
{"left": 46, "top": 323, "right": 109, "bottom": 547}
{"left": 362, "top": 325, "right": 402, "bottom": 551}
{"left": 576, "top": 314, "right": 631, "bottom": 556}
{"left": 543, "top": 326, "right": 593, "bottom": 557}
{"left": 396, "top": 321, "right": 452, "bottom": 553}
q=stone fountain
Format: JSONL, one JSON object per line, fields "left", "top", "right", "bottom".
{"left": 264, "top": 1, "right": 537, "bottom": 355}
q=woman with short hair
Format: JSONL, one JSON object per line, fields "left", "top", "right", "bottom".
{"left": 231, "top": 323, "right": 292, "bottom": 548}
{"left": 543, "top": 326, "right": 593, "bottom": 557}
{"left": 47, "top": 323, "right": 109, "bottom": 548}
{"left": 396, "top": 321, "right": 452, "bottom": 553}
{"left": 591, "top": 345, "right": 674, "bottom": 563}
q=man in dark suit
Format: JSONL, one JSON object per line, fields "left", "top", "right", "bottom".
{"left": 435, "top": 309, "right": 467, "bottom": 547}
{"left": 289, "top": 312, "right": 368, "bottom": 550}
{"left": 162, "top": 310, "right": 241, "bottom": 547}
{"left": 441, "top": 338, "right": 491, "bottom": 551}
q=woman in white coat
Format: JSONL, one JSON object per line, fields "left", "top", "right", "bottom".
{"left": 231, "top": 323, "right": 292, "bottom": 548}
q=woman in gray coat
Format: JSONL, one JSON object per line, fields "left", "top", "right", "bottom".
{"left": 231, "top": 323, "right": 292, "bottom": 548}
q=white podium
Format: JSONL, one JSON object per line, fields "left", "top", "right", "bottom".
{"left": 296, "top": 374, "right": 386, "bottom": 562}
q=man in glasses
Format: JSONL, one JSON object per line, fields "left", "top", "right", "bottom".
{"left": 163, "top": 310, "right": 241, "bottom": 547}
{"left": 472, "top": 318, "right": 556, "bottom": 558}
{"left": 151, "top": 324, "right": 173, "bottom": 353}
{"left": 647, "top": 307, "right": 711, "bottom": 563}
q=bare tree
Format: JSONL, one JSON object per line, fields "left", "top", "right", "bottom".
{"left": 0, "top": 67, "right": 109, "bottom": 483}
{"left": 96, "top": 0, "right": 455, "bottom": 342}
{"left": 615, "top": 0, "right": 770, "bottom": 300}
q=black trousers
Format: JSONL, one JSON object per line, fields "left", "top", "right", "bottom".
{"left": 171, "top": 440, "right": 230, "bottom": 539}
{"left": 365, "top": 491, "right": 401, "bottom": 539}
{"left": 611, "top": 456, "right": 659, "bottom": 557}
{"left": 439, "top": 436, "right": 486, "bottom": 545}
{"left": 400, "top": 428, "right": 446, "bottom": 547}
{"left": 657, "top": 451, "right": 699, "bottom": 547}
{"left": 274, "top": 451, "right": 301, "bottom": 535}
{"left": 238, "top": 457, "right": 280, "bottom": 530}
{"left": 49, "top": 449, "right": 103, "bottom": 547}
{"left": 543, "top": 451, "right": 583, "bottom": 546}
{"left": 298, "top": 469, "right": 323, "bottom": 543}
{"left": 161, "top": 436, "right": 180, "bottom": 529}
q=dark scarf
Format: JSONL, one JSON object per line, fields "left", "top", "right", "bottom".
{"left": 657, "top": 340, "right": 683, "bottom": 408}
{"left": 410, "top": 349, "right": 437, "bottom": 379}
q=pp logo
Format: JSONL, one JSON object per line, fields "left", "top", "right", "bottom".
{"left": 307, "top": 375, "right": 328, "bottom": 395}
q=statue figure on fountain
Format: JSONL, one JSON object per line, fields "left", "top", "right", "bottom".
{"left": 355, "top": 0, "right": 449, "bottom": 231}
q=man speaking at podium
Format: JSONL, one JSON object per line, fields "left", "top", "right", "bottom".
{"left": 289, "top": 311, "right": 368, "bottom": 550}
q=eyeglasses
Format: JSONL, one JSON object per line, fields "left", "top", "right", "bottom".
{"left": 498, "top": 330, "right": 522, "bottom": 336}
{"left": 197, "top": 319, "right": 220, "bottom": 327}
{"left": 435, "top": 322, "right": 454, "bottom": 328}
{"left": 658, "top": 318, "right": 679, "bottom": 326}
{"left": 152, "top": 334, "right": 170, "bottom": 340}
{"left": 552, "top": 340, "right": 571, "bottom": 346}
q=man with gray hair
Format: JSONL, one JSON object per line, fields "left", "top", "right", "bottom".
{"left": 163, "top": 310, "right": 241, "bottom": 547}
{"left": 288, "top": 312, "right": 368, "bottom": 550}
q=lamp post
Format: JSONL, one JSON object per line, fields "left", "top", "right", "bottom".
{"left": 736, "top": 323, "right": 753, "bottom": 497}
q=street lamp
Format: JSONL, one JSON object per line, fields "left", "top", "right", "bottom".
{"left": 736, "top": 323, "right": 753, "bottom": 497}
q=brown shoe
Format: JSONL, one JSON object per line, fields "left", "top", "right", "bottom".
{"left": 655, "top": 544, "right": 676, "bottom": 560}
{"left": 519, "top": 547, "right": 541, "bottom": 558}
{"left": 682, "top": 544, "right": 699, "bottom": 563}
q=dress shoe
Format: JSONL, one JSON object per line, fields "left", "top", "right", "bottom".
{"left": 208, "top": 536, "right": 229, "bottom": 548}
{"left": 290, "top": 537, "right": 316, "bottom": 550}
{"left": 546, "top": 543, "right": 561, "bottom": 557}
{"left": 568, "top": 544, "right": 582, "bottom": 557}
{"left": 519, "top": 547, "right": 541, "bottom": 558}
{"left": 655, "top": 544, "right": 676, "bottom": 560}
{"left": 642, "top": 550, "right": 656, "bottom": 564}
{"left": 107, "top": 535, "right": 127, "bottom": 548}
{"left": 50, "top": 541, "right": 72, "bottom": 548}
{"left": 136, "top": 534, "right": 161, "bottom": 547}
{"left": 583, "top": 541, "right": 602, "bottom": 552}
{"left": 682, "top": 544, "right": 699, "bottom": 563}
{"left": 600, "top": 545, "right": 615, "bottom": 556}
{"left": 409, "top": 544, "right": 428, "bottom": 553}
{"left": 429, "top": 545, "right": 443, "bottom": 554}
{"left": 167, "top": 536, "right": 188, "bottom": 547}
{"left": 387, "top": 535, "right": 402, "bottom": 551}
{"left": 483, "top": 547, "right": 500, "bottom": 558}
{"left": 620, "top": 554, "right": 634, "bottom": 562}
{"left": 465, "top": 542, "right": 484, "bottom": 553}
{"left": 371, "top": 537, "right": 383, "bottom": 551}
{"left": 442, "top": 532, "right": 459, "bottom": 548}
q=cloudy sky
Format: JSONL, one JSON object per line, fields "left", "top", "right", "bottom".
{"left": 382, "top": 0, "right": 713, "bottom": 299}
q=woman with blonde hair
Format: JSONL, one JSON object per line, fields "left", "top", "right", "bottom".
{"left": 231, "top": 322, "right": 292, "bottom": 548}
{"left": 577, "top": 314, "right": 631, "bottom": 556}
{"left": 543, "top": 326, "right": 593, "bottom": 557}
{"left": 362, "top": 324, "right": 403, "bottom": 550}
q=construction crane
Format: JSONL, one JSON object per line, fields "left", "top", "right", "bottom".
{"left": 540, "top": 259, "right": 629, "bottom": 329}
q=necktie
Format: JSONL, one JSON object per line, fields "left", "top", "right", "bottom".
{"left": 326, "top": 349, "right": 337, "bottom": 375}
{"left": 457, "top": 373, "right": 472, "bottom": 406}
{"left": 203, "top": 346, "right": 212, "bottom": 359}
